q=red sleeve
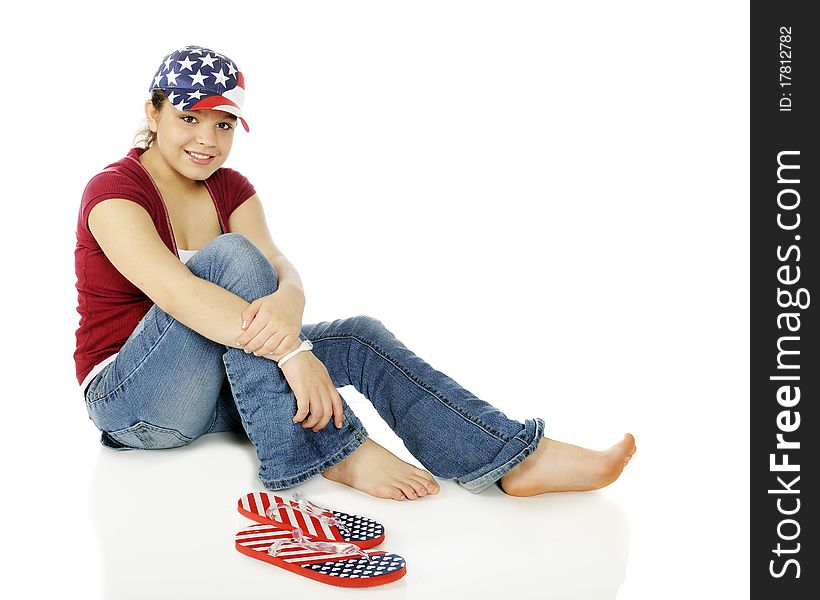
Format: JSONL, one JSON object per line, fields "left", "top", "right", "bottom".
{"left": 80, "top": 170, "right": 154, "bottom": 232}
{"left": 220, "top": 167, "right": 258, "bottom": 217}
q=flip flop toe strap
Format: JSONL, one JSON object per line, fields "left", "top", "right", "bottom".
{"left": 266, "top": 492, "right": 352, "bottom": 537}
{"left": 268, "top": 527, "right": 373, "bottom": 563}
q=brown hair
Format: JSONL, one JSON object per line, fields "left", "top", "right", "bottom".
{"left": 132, "top": 89, "right": 169, "bottom": 149}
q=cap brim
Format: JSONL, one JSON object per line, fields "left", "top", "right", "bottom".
{"left": 189, "top": 96, "right": 250, "bottom": 132}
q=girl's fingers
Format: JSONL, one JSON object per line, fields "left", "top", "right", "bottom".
{"left": 257, "top": 331, "right": 288, "bottom": 356}
{"left": 292, "top": 395, "right": 309, "bottom": 424}
{"left": 313, "top": 393, "right": 333, "bottom": 431}
{"left": 238, "top": 321, "right": 268, "bottom": 353}
{"left": 245, "top": 323, "right": 279, "bottom": 355}
{"left": 264, "top": 332, "right": 296, "bottom": 357}
{"left": 302, "top": 396, "right": 323, "bottom": 428}
{"left": 331, "top": 391, "right": 344, "bottom": 428}
{"left": 239, "top": 300, "right": 261, "bottom": 331}
{"left": 236, "top": 301, "right": 262, "bottom": 346}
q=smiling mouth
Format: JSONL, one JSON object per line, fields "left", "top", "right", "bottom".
{"left": 185, "top": 150, "right": 214, "bottom": 159}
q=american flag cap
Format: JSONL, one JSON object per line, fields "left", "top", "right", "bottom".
{"left": 149, "top": 45, "right": 249, "bottom": 132}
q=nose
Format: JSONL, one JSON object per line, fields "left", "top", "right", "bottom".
{"left": 195, "top": 126, "right": 216, "bottom": 148}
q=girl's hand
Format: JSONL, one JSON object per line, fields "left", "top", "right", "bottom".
{"left": 276, "top": 352, "right": 345, "bottom": 431}
{"left": 236, "top": 287, "right": 304, "bottom": 357}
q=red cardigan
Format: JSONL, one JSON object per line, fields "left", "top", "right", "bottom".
{"left": 73, "top": 147, "right": 257, "bottom": 385}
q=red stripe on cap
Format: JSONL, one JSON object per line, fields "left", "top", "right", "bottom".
{"left": 189, "top": 95, "right": 240, "bottom": 111}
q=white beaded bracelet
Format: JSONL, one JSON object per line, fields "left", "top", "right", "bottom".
{"left": 276, "top": 339, "right": 314, "bottom": 367}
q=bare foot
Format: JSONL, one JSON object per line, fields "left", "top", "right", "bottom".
{"left": 322, "top": 438, "right": 440, "bottom": 501}
{"left": 499, "top": 434, "right": 636, "bottom": 496}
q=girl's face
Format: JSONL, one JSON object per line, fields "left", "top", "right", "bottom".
{"left": 146, "top": 100, "right": 237, "bottom": 182}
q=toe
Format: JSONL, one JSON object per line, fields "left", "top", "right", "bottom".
{"left": 397, "top": 482, "right": 419, "bottom": 500}
{"left": 408, "top": 477, "right": 429, "bottom": 497}
{"left": 412, "top": 470, "right": 440, "bottom": 494}
{"left": 413, "top": 474, "right": 439, "bottom": 495}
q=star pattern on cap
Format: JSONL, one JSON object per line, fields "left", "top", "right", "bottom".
{"left": 200, "top": 53, "right": 218, "bottom": 68}
{"left": 212, "top": 69, "right": 229, "bottom": 87}
{"left": 165, "top": 70, "right": 180, "bottom": 86}
{"left": 189, "top": 68, "right": 209, "bottom": 86}
{"left": 148, "top": 45, "right": 243, "bottom": 114}
{"left": 177, "top": 55, "right": 197, "bottom": 72}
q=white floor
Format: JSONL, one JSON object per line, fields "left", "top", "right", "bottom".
{"left": 88, "top": 431, "right": 630, "bottom": 599}
{"left": 9, "top": 384, "right": 748, "bottom": 600}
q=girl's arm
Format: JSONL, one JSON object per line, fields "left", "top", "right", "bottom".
{"left": 88, "top": 198, "right": 299, "bottom": 361}
{"left": 89, "top": 197, "right": 343, "bottom": 430}
{"left": 228, "top": 195, "right": 307, "bottom": 352}
{"left": 228, "top": 195, "right": 304, "bottom": 299}
{"left": 269, "top": 255, "right": 305, "bottom": 303}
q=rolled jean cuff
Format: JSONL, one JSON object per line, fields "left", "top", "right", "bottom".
{"left": 259, "top": 405, "right": 369, "bottom": 491}
{"left": 455, "top": 417, "right": 545, "bottom": 494}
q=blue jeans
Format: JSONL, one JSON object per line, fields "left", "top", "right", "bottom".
{"left": 83, "top": 234, "right": 544, "bottom": 494}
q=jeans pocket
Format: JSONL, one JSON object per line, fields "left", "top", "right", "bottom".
{"left": 105, "top": 421, "right": 194, "bottom": 450}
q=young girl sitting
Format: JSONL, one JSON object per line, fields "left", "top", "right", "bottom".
{"left": 75, "top": 45, "right": 636, "bottom": 501}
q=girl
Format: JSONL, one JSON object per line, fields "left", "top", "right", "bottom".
{"left": 75, "top": 45, "right": 636, "bottom": 501}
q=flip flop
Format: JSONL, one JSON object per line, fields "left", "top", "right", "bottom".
{"left": 235, "top": 524, "right": 406, "bottom": 587}
{"left": 237, "top": 491, "right": 385, "bottom": 549}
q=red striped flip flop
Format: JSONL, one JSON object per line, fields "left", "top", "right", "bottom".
{"left": 237, "top": 491, "right": 385, "bottom": 549}
{"left": 235, "top": 524, "right": 406, "bottom": 587}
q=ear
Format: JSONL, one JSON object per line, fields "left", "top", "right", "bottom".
{"left": 144, "top": 99, "right": 160, "bottom": 133}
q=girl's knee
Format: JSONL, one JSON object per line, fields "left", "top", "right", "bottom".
{"left": 188, "top": 233, "right": 279, "bottom": 294}
{"left": 203, "top": 234, "right": 270, "bottom": 269}
{"left": 205, "top": 232, "right": 254, "bottom": 253}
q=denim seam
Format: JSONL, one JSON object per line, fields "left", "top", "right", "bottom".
{"left": 259, "top": 426, "right": 369, "bottom": 490}
{"left": 88, "top": 315, "right": 176, "bottom": 404}
{"left": 83, "top": 371, "right": 104, "bottom": 407}
{"left": 222, "top": 351, "right": 262, "bottom": 450}
{"left": 108, "top": 421, "right": 195, "bottom": 447}
{"left": 458, "top": 417, "right": 545, "bottom": 494}
{"left": 312, "top": 332, "right": 509, "bottom": 443}
{"left": 223, "top": 346, "right": 370, "bottom": 488}
{"left": 204, "top": 402, "right": 222, "bottom": 434}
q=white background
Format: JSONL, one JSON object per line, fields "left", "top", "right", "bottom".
{"left": 2, "top": 1, "right": 748, "bottom": 598}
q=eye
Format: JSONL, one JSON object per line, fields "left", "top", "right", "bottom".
{"left": 180, "top": 115, "right": 232, "bottom": 130}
